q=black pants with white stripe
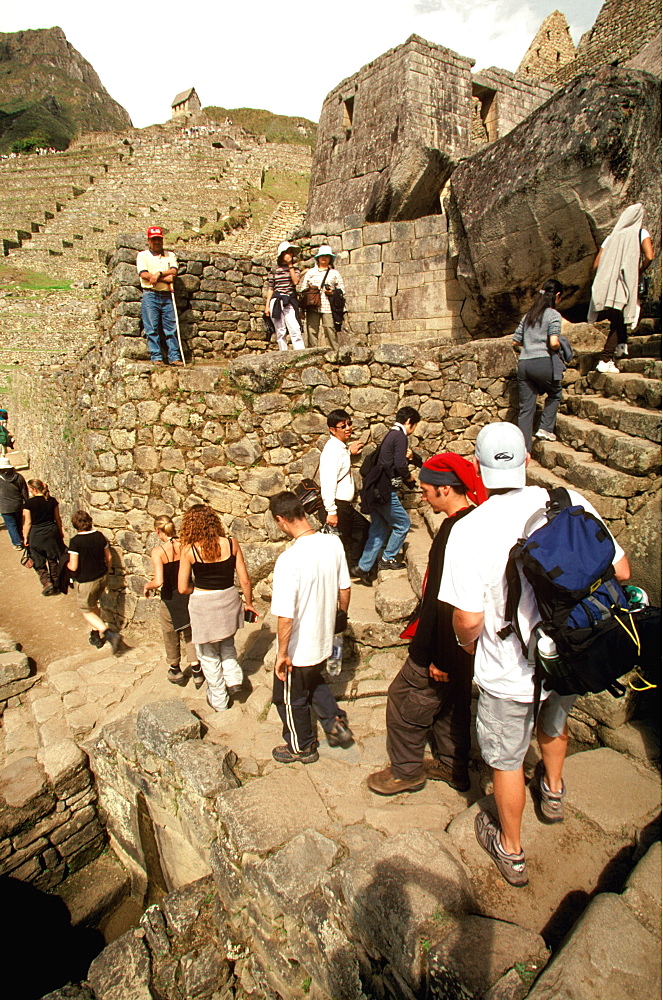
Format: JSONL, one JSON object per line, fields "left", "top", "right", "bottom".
{"left": 272, "top": 662, "right": 345, "bottom": 752}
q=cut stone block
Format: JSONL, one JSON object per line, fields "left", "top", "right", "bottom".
{"left": 564, "top": 748, "right": 661, "bottom": 837}
{"left": 243, "top": 829, "right": 340, "bottom": 913}
{"left": 37, "top": 739, "right": 88, "bottom": 793}
{"left": 0, "top": 649, "right": 30, "bottom": 684}
{"left": 135, "top": 699, "right": 201, "bottom": 759}
{"left": 170, "top": 740, "right": 240, "bottom": 798}
{"left": 87, "top": 929, "right": 152, "bottom": 1000}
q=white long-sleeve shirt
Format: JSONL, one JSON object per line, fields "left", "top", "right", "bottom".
{"left": 319, "top": 435, "right": 354, "bottom": 515}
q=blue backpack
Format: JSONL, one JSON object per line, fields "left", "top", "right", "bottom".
{"left": 499, "top": 488, "right": 660, "bottom": 700}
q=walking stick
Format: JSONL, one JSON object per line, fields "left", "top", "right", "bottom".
{"left": 170, "top": 287, "right": 187, "bottom": 367}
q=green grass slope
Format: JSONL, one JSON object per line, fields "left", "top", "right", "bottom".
{"left": 203, "top": 106, "right": 317, "bottom": 147}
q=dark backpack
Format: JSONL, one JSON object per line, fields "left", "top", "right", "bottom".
{"left": 359, "top": 440, "right": 391, "bottom": 514}
{"left": 499, "top": 487, "right": 660, "bottom": 703}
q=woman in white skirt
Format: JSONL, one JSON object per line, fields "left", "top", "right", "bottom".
{"left": 178, "top": 504, "right": 258, "bottom": 710}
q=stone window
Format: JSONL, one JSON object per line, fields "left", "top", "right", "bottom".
{"left": 471, "top": 83, "right": 497, "bottom": 143}
{"left": 343, "top": 96, "right": 354, "bottom": 133}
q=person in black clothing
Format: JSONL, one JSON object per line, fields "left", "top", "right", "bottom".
{"left": 67, "top": 510, "right": 122, "bottom": 653}
{"left": 22, "top": 479, "right": 65, "bottom": 596}
{"left": 367, "top": 453, "right": 487, "bottom": 795}
{"left": 0, "top": 455, "right": 28, "bottom": 549}
{"left": 356, "top": 405, "right": 421, "bottom": 585}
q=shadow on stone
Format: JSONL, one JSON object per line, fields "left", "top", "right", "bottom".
{"left": 0, "top": 875, "right": 104, "bottom": 999}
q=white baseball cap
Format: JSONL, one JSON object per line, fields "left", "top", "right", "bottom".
{"left": 475, "top": 422, "right": 527, "bottom": 489}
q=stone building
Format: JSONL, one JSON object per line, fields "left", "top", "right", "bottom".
{"left": 306, "top": 34, "right": 555, "bottom": 232}
{"left": 171, "top": 87, "right": 201, "bottom": 119}
{"left": 553, "top": 0, "right": 661, "bottom": 84}
{"left": 517, "top": 10, "right": 576, "bottom": 81}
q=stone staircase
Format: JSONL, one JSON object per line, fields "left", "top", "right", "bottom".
{"left": 527, "top": 321, "right": 662, "bottom": 575}
{"left": 223, "top": 200, "right": 306, "bottom": 260}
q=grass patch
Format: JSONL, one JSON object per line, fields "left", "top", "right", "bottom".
{"left": 0, "top": 264, "right": 71, "bottom": 291}
{"left": 203, "top": 106, "right": 317, "bottom": 148}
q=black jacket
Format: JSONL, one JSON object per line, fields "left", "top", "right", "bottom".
{"left": 377, "top": 427, "right": 415, "bottom": 485}
{"left": 0, "top": 469, "right": 28, "bottom": 514}
{"left": 409, "top": 506, "right": 475, "bottom": 674}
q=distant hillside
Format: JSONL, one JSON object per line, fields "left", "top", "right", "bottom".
{"left": 0, "top": 26, "right": 131, "bottom": 153}
{"left": 203, "top": 106, "right": 317, "bottom": 147}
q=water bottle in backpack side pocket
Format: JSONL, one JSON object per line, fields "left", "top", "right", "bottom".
{"left": 536, "top": 633, "right": 563, "bottom": 678}
{"left": 327, "top": 632, "right": 343, "bottom": 676}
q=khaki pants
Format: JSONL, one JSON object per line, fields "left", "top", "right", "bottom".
{"left": 158, "top": 600, "right": 197, "bottom": 666}
{"left": 306, "top": 310, "right": 336, "bottom": 348}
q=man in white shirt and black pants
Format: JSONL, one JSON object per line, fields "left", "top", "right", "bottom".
{"left": 269, "top": 491, "right": 354, "bottom": 763}
{"left": 440, "top": 422, "right": 629, "bottom": 887}
{"left": 318, "top": 409, "right": 369, "bottom": 574}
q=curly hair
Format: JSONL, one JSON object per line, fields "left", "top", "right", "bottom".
{"left": 179, "top": 504, "right": 225, "bottom": 561}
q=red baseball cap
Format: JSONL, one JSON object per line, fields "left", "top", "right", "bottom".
{"left": 147, "top": 226, "right": 163, "bottom": 238}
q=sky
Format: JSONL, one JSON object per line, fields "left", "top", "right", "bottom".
{"left": 0, "top": 0, "right": 605, "bottom": 128}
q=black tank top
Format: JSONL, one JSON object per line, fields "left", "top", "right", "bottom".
{"left": 191, "top": 542, "right": 236, "bottom": 590}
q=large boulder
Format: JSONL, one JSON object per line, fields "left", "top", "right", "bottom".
{"left": 447, "top": 67, "right": 662, "bottom": 338}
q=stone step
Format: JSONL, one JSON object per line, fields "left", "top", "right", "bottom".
{"left": 554, "top": 414, "right": 661, "bottom": 476}
{"left": 374, "top": 568, "right": 418, "bottom": 624}
{"left": 526, "top": 461, "right": 628, "bottom": 524}
{"left": 565, "top": 394, "right": 661, "bottom": 444}
{"left": 619, "top": 358, "right": 662, "bottom": 377}
{"left": 404, "top": 522, "right": 434, "bottom": 598}
{"left": 584, "top": 371, "right": 662, "bottom": 410}
{"left": 532, "top": 440, "right": 653, "bottom": 499}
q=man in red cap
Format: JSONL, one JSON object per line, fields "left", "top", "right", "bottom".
{"left": 136, "top": 227, "right": 183, "bottom": 365}
{"left": 368, "top": 453, "right": 486, "bottom": 796}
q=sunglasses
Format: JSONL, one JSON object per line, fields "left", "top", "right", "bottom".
{"left": 335, "top": 421, "right": 353, "bottom": 429}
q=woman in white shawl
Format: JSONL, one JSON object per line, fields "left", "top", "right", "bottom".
{"left": 589, "top": 203, "right": 654, "bottom": 373}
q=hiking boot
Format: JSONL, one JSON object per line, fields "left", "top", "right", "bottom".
{"left": 272, "top": 744, "right": 319, "bottom": 764}
{"left": 104, "top": 630, "right": 122, "bottom": 655}
{"left": 474, "top": 810, "right": 529, "bottom": 887}
{"left": 378, "top": 557, "right": 406, "bottom": 571}
{"left": 89, "top": 630, "right": 106, "bottom": 648}
{"left": 327, "top": 717, "right": 354, "bottom": 748}
{"left": 42, "top": 585, "right": 56, "bottom": 596}
{"left": 424, "top": 758, "right": 471, "bottom": 792}
{"left": 367, "top": 767, "right": 426, "bottom": 795}
{"left": 167, "top": 666, "right": 187, "bottom": 686}
{"left": 595, "top": 359, "right": 619, "bottom": 374}
{"left": 227, "top": 684, "right": 244, "bottom": 696}
{"left": 534, "top": 429, "right": 557, "bottom": 442}
{"left": 533, "top": 760, "right": 565, "bottom": 823}
{"left": 355, "top": 568, "right": 373, "bottom": 587}
{"left": 348, "top": 564, "right": 362, "bottom": 579}
{"left": 190, "top": 666, "right": 205, "bottom": 689}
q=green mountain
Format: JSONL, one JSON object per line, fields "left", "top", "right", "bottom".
{"left": 203, "top": 106, "right": 317, "bottom": 147}
{"left": 0, "top": 26, "right": 131, "bottom": 153}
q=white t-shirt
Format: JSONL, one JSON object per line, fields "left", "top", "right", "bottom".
{"left": 271, "top": 532, "right": 351, "bottom": 666}
{"left": 136, "top": 249, "right": 178, "bottom": 290}
{"left": 319, "top": 435, "right": 354, "bottom": 515}
{"left": 439, "top": 486, "right": 625, "bottom": 703}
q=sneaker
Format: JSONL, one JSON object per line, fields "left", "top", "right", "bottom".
{"left": 532, "top": 760, "right": 565, "bottom": 823}
{"left": 153, "top": 359, "right": 165, "bottom": 365}
{"left": 424, "top": 758, "right": 471, "bottom": 792}
{"left": 614, "top": 343, "right": 629, "bottom": 359}
{"left": 167, "top": 666, "right": 187, "bottom": 686}
{"left": 367, "top": 767, "right": 426, "bottom": 795}
{"left": 88, "top": 630, "right": 106, "bottom": 648}
{"left": 272, "top": 744, "right": 319, "bottom": 764}
{"left": 378, "top": 557, "right": 406, "bottom": 571}
{"left": 227, "top": 684, "right": 244, "bottom": 696}
{"left": 326, "top": 717, "right": 354, "bottom": 748}
{"left": 355, "top": 568, "right": 373, "bottom": 587}
{"left": 190, "top": 667, "right": 205, "bottom": 690}
{"left": 474, "top": 810, "right": 529, "bottom": 887}
{"left": 104, "top": 630, "right": 122, "bottom": 655}
{"left": 534, "top": 429, "right": 557, "bottom": 442}
{"left": 348, "top": 564, "right": 362, "bottom": 579}
{"left": 595, "top": 360, "right": 619, "bottom": 374}
{"left": 170, "top": 360, "right": 184, "bottom": 367}
{"left": 13, "top": 544, "right": 23, "bottom": 550}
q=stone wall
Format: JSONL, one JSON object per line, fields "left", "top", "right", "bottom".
{"left": 0, "top": 735, "right": 105, "bottom": 892}
{"left": 554, "top": 0, "right": 661, "bottom": 84}
{"left": 10, "top": 337, "right": 517, "bottom": 629}
{"left": 300, "top": 213, "right": 468, "bottom": 344}
{"left": 471, "top": 67, "right": 555, "bottom": 141}
{"left": 516, "top": 10, "right": 576, "bottom": 82}
{"left": 100, "top": 236, "right": 272, "bottom": 364}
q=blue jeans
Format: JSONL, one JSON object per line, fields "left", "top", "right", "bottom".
{"left": 1, "top": 511, "right": 23, "bottom": 546}
{"left": 358, "top": 491, "right": 411, "bottom": 571}
{"left": 141, "top": 291, "right": 181, "bottom": 362}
